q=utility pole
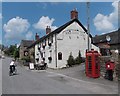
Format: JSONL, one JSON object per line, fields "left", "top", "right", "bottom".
{"left": 87, "top": 2, "right": 90, "bottom": 51}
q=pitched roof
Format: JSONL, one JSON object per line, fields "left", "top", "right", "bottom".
{"left": 92, "top": 29, "right": 120, "bottom": 45}
{"left": 20, "top": 40, "right": 34, "bottom": 47}
{"left": 28, "top": 18, "right": 92, "bottom": 49}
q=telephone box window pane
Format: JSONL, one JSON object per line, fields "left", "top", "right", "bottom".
{"left": 95, "top": 56, "right": 98, "bottom": 69}
{"left": 88, "top": 56, "right": 92, "bottom": 73}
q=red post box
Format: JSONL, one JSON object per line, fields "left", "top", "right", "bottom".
{"left": 85, "top": 49, "right": 100, "bottom": 78}
{"left": 105, "top": 61, "right": 115, "bottom": 81}
{"left": 105, "top": 61, "right": 115, "bottom": 70}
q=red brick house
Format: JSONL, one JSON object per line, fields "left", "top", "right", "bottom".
{"left": 92, "top": 29, "right": 120, "bottom": 56}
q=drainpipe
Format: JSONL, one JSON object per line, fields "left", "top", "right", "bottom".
{"left": 55, "top": 33, "right": 57, "bottom": 68}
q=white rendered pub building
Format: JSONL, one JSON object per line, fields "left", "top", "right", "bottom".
{"left": 29, "top": 9, "right": 99, "bottom": 69}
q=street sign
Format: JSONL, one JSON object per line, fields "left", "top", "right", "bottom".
{"left": 29, "top": 63, "right": 34, "bottom": 70}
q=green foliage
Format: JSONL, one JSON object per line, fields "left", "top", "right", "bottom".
{"left": 4, "top": 45, "right": 16, "bottom": 56}
{"left": 21, "top": 56, "right": 30, "bottom": 62}
{"left": 0, "top": 44, "right": 4, "bottom": 51}
{"left": 67, "top": 52, "right": 75, "bottom": 67}
{"left": 9, "top": 45, "right": 16, "bottom": 56}
{"left": 13, "top": 48, "right": 19, "bottom": 60}
{"left": 75, "top": 50, "right": 83, "bottom": 64}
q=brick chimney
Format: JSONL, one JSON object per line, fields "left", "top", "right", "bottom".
{"left": 46, "top": 26, "right": 51, "bottom": 34}
{"left": 71, "top": 8, "right": 78, "bottom": 19}
{"left": 35, "top": 33, "right": 39, "bottom": 40}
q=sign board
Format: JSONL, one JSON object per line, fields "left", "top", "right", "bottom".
{"left": 29, "top": 63, "right": 34, "bottom": 70}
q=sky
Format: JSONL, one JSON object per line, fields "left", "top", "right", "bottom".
{"left": 1, "top": 1, "right": 119, "bottom": 46}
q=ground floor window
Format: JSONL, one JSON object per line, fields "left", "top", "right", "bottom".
{"left": 100, "top": 48, "right": 111, "bottom": 56}
{"left": 58, "top": 52, "right": 62, "bottom": 60}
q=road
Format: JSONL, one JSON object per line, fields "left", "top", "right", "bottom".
{"left": 2, "top": 57, "right": 118, "bottom": 94}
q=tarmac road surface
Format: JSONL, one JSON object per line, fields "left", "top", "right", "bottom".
{"left": 2, "top": 57, "right": 118, "bottom": 94}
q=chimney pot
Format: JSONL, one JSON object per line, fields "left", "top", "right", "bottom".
{"left": 35, "top": 33, "right": 39, "bottom": 40}
{"left": 46, "top": 26, "right": 51, "bottom": 34}
{"left": 71, "top": 8, "right": 78, "bottom": 19}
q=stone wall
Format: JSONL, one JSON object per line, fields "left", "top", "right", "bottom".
{"left": 99, "top": 56, "right": 111, "bottom": 76}
{"left": 99, "top": 51, "right": 119, "bottom": 81}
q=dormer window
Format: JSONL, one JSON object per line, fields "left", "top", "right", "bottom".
{"left": 42, "top": 39, "right": 46, "bottom": 46}
{"left": 42, "top": 42, "right": 45, "bottom": 49}
{"left": 48, "top": 37, "right": 52, "bottom": 47}
{"left": 38, "top": 45, "right": 41, "bottom": 50}
{"left": 48, "top": 40, "right": 52, "bottom": 46}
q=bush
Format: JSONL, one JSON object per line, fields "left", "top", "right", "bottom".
{"left": 75, "top": 50, "right": 83, "bottom": 64}
{"left": 21, "top": 56, "right": 30, "bottom": 63}
{"left": 67, "top": 53, "right": 75, "bottom": 67}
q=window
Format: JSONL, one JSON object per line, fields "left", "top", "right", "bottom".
{"left": 58, "top": 52, "right": 62, "bottom": 60}
{"left": 36, "top": 58, "right": 39, "bottom": 62}
{"left": 100, "top": 48, "right": 110, "bottom": 56}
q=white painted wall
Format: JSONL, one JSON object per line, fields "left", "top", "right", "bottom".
{"left": 57, "top": 22, "right": 92, "bottom": 68}
{"left": 35, "top": 34, "right": 57, "bottom": 69}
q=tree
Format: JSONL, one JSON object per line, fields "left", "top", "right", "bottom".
{"left": 75, "top": 50, "right": 83, "bottom": 64}
{"left": 9, "top": 45, "right": 16, "bottom": 56}
{"left": 0, "top": 44, "right": 4, "bottom": 51}
{"left": 67, "top": 52, "right": 75, "bottom": 67}
{"left": 13, "top": 48, "right": 19, "bottom": 60}
{"left": 4, "top": 45, "right": 17, "bottom": 57}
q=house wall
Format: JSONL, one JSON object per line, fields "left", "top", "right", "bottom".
{"left": 56, "top": 22, "right": 92, "bottom": 68}
{"left": 29, "top": 47, "right": 35, "bottom": 63}
{"left": 35, "top": 34, "right": 57, "bottom": 69}
{"left": 19, "top": 46, "right": 27, "bottom": 59}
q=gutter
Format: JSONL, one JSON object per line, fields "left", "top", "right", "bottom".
{"left": 55, "top": 33, "right": 57, "bottom": 68}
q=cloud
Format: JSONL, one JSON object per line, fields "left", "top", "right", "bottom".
{"left": 93, "top": 0, "right": 119, "bottom": 32}
{"left": 3, "top": 16, "right": 30, "bottom": 40}
{"left": 26, "top": 31, "right": 33, "bottom": 40}
{"left": 33, "top": 16, "right": 57, "bottom": 31}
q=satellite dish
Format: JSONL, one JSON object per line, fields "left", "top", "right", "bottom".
{"left": 106, "top": 35, "right": 111, "bottom": 42}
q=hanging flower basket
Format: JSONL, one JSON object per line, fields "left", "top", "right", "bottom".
{"left": 38, "top": 47, "right": 40, "bottom": 50}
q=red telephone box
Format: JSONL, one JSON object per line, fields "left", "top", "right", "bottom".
{"left": 86, "top": 49, "right": 100, "bottom": 78}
